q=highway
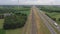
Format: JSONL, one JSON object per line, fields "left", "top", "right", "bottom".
{"left": 31, "top": 8, "right": 37, "bottom": 34}
{"left": 22, "top": 6, "right": 60, "bottom": 34}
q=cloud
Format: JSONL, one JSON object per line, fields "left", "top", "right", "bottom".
{"left": 0, "top": 0, "right": 60, "bottom": 5}
{"left": 19, "top": 0, "right": 55, "bottom": 5}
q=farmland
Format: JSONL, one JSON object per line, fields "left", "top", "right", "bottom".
{"left": 38, "top": 5, "right": 60, "bottom": 25}
{"left": 0, "top": 5, "right": 30, "bottom": 34}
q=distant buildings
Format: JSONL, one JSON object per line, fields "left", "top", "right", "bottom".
{"left": 0, "top": 13, "right": 12, "bottom": 19}
{"left": 4, "top": 13, "right": 12, "bottom": 17}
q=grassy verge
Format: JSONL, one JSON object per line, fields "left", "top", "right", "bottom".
{"left": 0, "top": 19, "right": 4, "bottom": 28}
{"left": 0, "top": 19, "right": 5, "bottom": 34}
{"left": 39, "top": 19, "right": 51, "bottom": 34}
{"left": 0, "top": 29, "right": 5, "bottom": 34}
{"left": 6, "top": 28, "right": 23, "bottom": 34}
{"left": 49, "top": 23, "right": 60, "bottom": 34}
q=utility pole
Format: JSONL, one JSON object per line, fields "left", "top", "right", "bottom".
{"left": 18, "top": 0, "right": 19, "bottom": 10}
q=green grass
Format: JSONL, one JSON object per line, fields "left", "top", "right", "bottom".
{"left": 0, "top": 19, "right": 4, "bottom": 29}
{"left": 0, "top": 29, "right": 5, "bottom": 34}
{"left": 15, "top": 11, "right": 30, "bottom": 16}
{"left": 39, "top": 17, "right": 51, "bottom": 34}
{"left": 48, "top": 21, "right": 60, "bottom": 34}
{"left": 0, "top": 19, "right": 5, "bottom": 34}
{"left": 6, "top": 28, "right": 23, "bottom": 34}
{"left": 20, "top": 11, "right": 30, "bottom": 16}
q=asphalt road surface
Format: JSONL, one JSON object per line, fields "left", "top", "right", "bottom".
{"left": 31, "top": 9, "right": 37, "bottom": 34}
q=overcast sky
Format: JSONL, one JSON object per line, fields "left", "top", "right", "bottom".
{"left": 0, "top": 0, "right": 60, "bottom": 5}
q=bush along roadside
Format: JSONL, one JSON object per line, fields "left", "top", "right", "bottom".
{"left": 3, "top": 13, "right": 27, "bottom": 30}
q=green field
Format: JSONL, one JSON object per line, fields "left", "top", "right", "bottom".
{"left": 0, "top": 29, "right": 5, "bottom": 34}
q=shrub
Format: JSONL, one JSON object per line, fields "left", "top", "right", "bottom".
{"left": 3, "top": 13, "right": 27, "bottom": 30}
{"left": 58, "top": 18, "right": 60, "bottom": 21}
{"left": 51, "top": 18, "right": 56, "bottom": 21}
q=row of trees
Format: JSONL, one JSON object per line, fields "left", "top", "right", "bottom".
{"left": 3, "top": 13, "right": 27, "bottom": 30}
{"left": 40, "top": 6, "right": 60, "bottom": 13}
{"left": 0, "top": 6, "right": 30, "bottom": 14}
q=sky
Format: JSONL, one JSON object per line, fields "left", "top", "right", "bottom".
{"left": 0, "top": 0, "right": 60, "bottom": 5}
